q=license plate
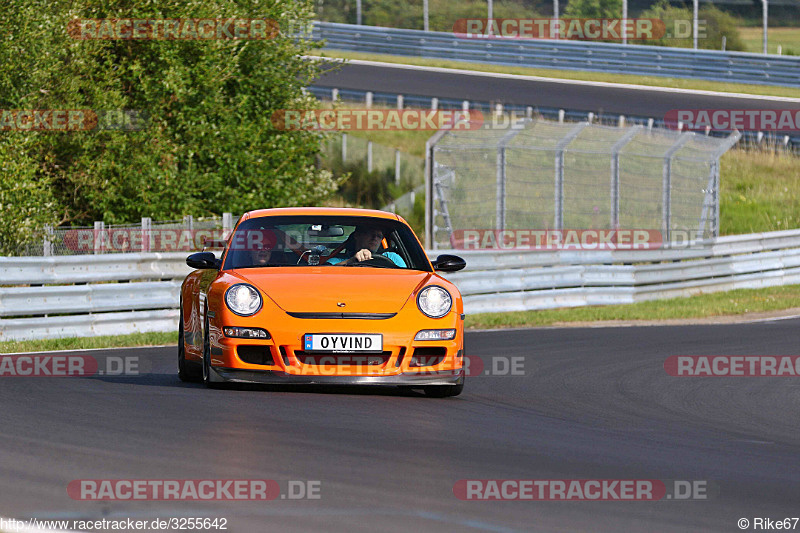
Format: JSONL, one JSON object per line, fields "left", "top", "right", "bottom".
{"left": 303, "top": 334, "right": 383, "bottom": 353}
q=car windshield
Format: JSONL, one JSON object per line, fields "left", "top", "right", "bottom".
{"left": 222, "top": 215, "right": 432, "bottom": 271}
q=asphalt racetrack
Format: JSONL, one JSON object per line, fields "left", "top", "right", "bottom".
{"left": 313, "top": 60, "right": 800, "bottom": 118}
{"left": 2, "top": 321, "right": 799, "bottom": 532}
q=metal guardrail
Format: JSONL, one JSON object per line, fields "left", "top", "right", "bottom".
{"left": 313, "top": 22, "right": 800, "bottom": 87}
{"left": 2, "top": 229, "right": 800, "bottom": 341}
{"left": 307, "top": 86, "right": 800, "bottom": 155}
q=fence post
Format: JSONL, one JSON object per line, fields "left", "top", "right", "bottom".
{"left": 43, "top": 224, "right": 53, "bottom": 257}
{"left": 141, "top": 217, "right": 151, "bottom": 253}
{"left": 331, "top": 88, "right": 339, "bottom": 101}
{"left": 558, "top": 109, "right": 565, "bottom": 123}
{"left": 431, "top": 97, "right": 438, "bottom": 111}
{"left": 425, "top": 129, "right": 449, "bottom": 249}
{"left": 495, "top": 122, "right": 530, "bottom": 231}
{"left": 662, "top": 133, "right": 691, "bottom": 243}
{"left": 183, "top": 214, "right": 194, "bottom": 233}
{"left": 397, "top": 94, "right": 404, "bottom": 110}
{"left": 365, "top": 91, "right": 373, "bottom": 109}
{"left": 341, "top": 133, "right": 347, "bottom": 162}
{"left": 610, "top": 126, "right": 642, "bottom": 229}
{"left": 222, "top": 212, "right": 233, "bottom": 239}
{"left": 93, "top": 221, "right": 105, "bottom": 254}
{"left": 462, "top": 100, "right": 469, "bottom": 113}
{"left": 554, "top": 123, "right": 589, "bottom": 230}
{"left": 395, "top": 149, "right": 401, "bottom": 185}
{"left": 367, "top": 141, "right": 373, "bottom": 172}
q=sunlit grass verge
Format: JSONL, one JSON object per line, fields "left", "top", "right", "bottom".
{"left": 0, "top": 331, "right": 177, "bottom": 355}
{"left": 317, "top": 50, "right": 800, "bottom": 99}
{"left": 738, "top": 27, "right": 800, "bottom": 55}
{"left": 466, "top": 284, "right": 800, "bottom": 329}
{"left": 721, "top": 146, "right": 800, "bottom": 234}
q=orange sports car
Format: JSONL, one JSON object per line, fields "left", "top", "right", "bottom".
{"left": 178, "top": 207, "right": 467, "bottom": 397}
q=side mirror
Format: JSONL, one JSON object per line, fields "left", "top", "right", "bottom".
{"left": 432, "top": 254, "right": 466, "bottom": 273}
{"left": 186, "top": 251, "right": 221, "bottom": 270}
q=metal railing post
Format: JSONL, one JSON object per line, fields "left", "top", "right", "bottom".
{"left": 43, "top": 224, "right": 53, "bottom": 257}
{"left": 222, "top": 212, "right": 233, "bottom": 239}
{"left": 341, "top": 133, "right": 347, "bottom": 162}
{"left": 141, "top": 217, "right": 152, "bottom": 253}
{"left": 93, "top": 221, "right": 104, "bottom": 255}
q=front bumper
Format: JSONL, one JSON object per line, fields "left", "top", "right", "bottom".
{"left": 210, "top": 367, "right": 464, "bottom": 386}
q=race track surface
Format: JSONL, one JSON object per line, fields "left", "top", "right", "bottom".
{"left": 2, "top": 321, "right": 799, "bottom": 532}
{"left": 313, "top": 61, "right": 800, "bottom": 118}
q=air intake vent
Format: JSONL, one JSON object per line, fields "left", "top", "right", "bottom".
{"left": 237, "top": 345, "right": 275, "bottom": 365}
{"left": 410, "top": 347, "right": 447, "bottom": 367}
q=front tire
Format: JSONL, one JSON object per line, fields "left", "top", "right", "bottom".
{"left": 202, "top": 310, "right": 224, "bottom": 389}
{"left": 178, "top": 299, "right": 201, "bottom": 382}
{"left": 423, "top": 369, "right": 464, "bottom": 398}
{"left": 423, "top": 382, "right": 464, "bottom": 398}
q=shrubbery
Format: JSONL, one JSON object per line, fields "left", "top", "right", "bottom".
{"left": 633, "top": 0, "right": 745, "bottom": 50}
{"left": 0, "top": 0, "right": 338, "bottom": 254}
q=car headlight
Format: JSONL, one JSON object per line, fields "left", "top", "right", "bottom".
{"left": 225, "top": 284, "right": 262, "bottom": 316}
{"left": 417, "top": 285, "right": 452, "bottom": 318}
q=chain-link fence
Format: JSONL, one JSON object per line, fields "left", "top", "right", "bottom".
{"left": 428, "top": 118, "right": 741, "bottom": 249}
{"left": 14, "top": 214, "right": 237, "bottom": 257}
{"left": 320, "top": 133, "right": 424, "bottom": 187}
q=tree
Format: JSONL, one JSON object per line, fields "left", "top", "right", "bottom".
{"left": 633, "top": 0, "right": 744, "bottom": 51}
{"left": 563, "top": 0, "right": 621, "bottom": 19}
{"left": 0, "top": 0, "right": 339, "bottom": 255}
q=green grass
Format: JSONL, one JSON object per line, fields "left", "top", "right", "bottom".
{"left": 319, "top": 50, "right": 800, "bottom": 99}
{"left": 0, "top": 331, "right": 176, "bottom": 354}
{"left": 466, "top": 284, "right": 800, "bottom": 329}
{"left": 720, "top": 146, "right": 800, "bottom": 234}
{"left": 738, "top": 27, "right": 800, "bottom": 55}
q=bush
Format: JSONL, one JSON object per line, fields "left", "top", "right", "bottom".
{"left": 563, "top": 0, "right": 621, "bottom": 19}
{"left": 633, "top": 0, "right": 745, "bottom": 51}
{"left": 0, "top": 0, "right": 339, "bottom": 255}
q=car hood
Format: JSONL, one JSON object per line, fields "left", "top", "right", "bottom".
{"left": 231, "top": 268, "right": 433, "bottom": 314}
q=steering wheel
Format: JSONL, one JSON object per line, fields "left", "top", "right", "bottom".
{"left": 350, "top": 254, "right": 398, "bottom": 268}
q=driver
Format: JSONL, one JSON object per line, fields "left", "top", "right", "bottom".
{"left": 328, "top": 225, "right": 406, "bottom": 267}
